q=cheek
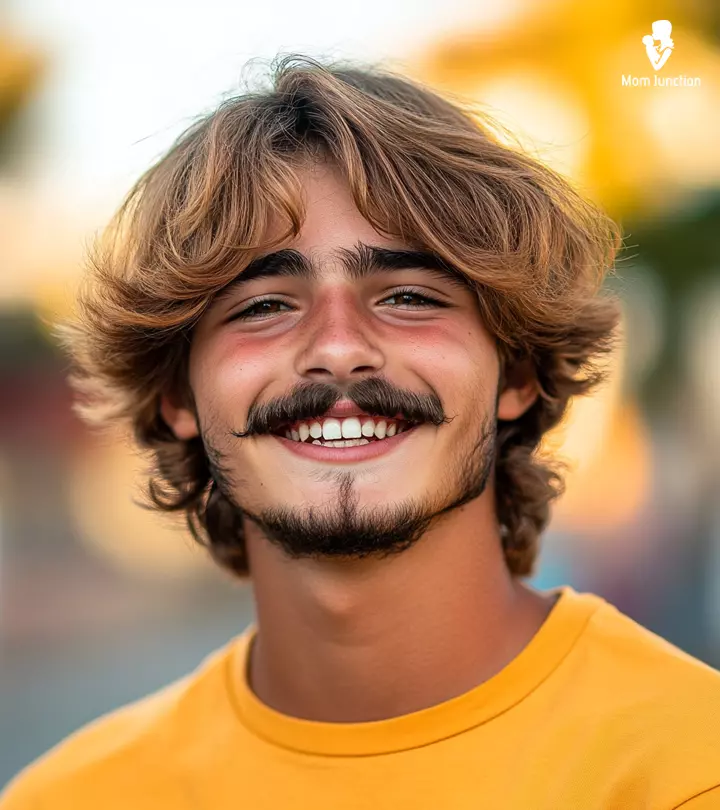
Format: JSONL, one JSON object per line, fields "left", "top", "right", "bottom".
{"left": 190, "top": 334, "right": 279, "bottom": 416}
{"left": 190, "top": 319, "right": 497, "bottom": 408}
{"left": 413, "top": 326, "right": 499, "bottom": 428}
{"left": 406, "top": 324, "right": 496, "bottom": 383}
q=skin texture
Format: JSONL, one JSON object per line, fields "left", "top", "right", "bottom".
{"left": 160, "top": 160, "right": 559, "bottom": 723}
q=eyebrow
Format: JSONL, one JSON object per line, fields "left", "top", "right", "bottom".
{"left": 212, "top": 242, "right": 474, "bottom": 306}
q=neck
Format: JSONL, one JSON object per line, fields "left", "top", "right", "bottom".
{"left": 243, "top": 499, "right": 556, "bottom": 723}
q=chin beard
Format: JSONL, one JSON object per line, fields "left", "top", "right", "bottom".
{"left": 202, "top": 416, "right": 496, "bottom": 565}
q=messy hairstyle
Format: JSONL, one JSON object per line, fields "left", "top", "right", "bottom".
{"left": 54, "top": 54, "right": 622, "bottom": 578}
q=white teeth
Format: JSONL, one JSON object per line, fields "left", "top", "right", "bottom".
{"left": 340, "top": 417, "right": 363, "bottom": 439}
{"left": 321, "top": 418, "right": 342, "bottom": 441}
{"left": 311, "top": 438, "right": 371, "bottom": 447}
{"left": 282, "top": 415, "right": 414, "bottom": 444}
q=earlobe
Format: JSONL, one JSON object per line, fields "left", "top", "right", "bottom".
{"left": 497, "top": 383, "right": 539, "bottom": 421}
{"left": 159, "top": 393, "right": 200, "bottom": 440}
{"left": 497, "top": 358, "right": 540, "bottom": 421}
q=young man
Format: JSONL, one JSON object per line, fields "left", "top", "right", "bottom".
{"left": 2, "top": 54, "right": 719, "bottom": 809}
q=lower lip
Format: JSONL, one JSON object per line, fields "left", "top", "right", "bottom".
{"left": 270, "top": 425, "right": 421, "bottom": 462}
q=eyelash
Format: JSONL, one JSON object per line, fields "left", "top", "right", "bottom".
{"left": 229, "top": 287, "right": 448, "bottom": 322}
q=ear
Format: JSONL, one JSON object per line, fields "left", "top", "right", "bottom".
{"left": 497, "top": 357, "right": 540, "bottom": 421}
{"left": 159, "top": 392, "right": 200, "bottom": 440}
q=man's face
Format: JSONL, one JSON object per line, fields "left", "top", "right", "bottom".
{"left": 161, "top": 160, "right": 535, "bottom": 565}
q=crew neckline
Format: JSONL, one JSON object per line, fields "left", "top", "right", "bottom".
{"left": 225, "top": 585, "right": 605, "bottom": 756}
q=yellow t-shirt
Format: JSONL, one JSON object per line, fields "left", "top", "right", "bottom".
{"left": 2, "top": 586, "right": 720, "bottom": 809}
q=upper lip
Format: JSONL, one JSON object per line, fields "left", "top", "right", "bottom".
{"left": 320, "top": 400, "right": 387, "bottom": 419}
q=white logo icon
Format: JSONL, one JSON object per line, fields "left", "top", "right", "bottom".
{"left": 642, "top": 20, "right": 675, "bottom": 71}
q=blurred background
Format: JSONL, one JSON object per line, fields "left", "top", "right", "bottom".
{"left": 1, "top": 0, "right": 719, "bottom": 786}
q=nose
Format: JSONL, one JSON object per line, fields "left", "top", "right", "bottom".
{"left": 293, "top": 288, "right": 386, "bottom": 383}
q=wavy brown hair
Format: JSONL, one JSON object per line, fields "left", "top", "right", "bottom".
{"left": 54, "top": 54, "right": 623, "bottom": 578}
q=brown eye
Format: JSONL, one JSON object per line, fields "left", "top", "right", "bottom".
{"left": 229, "top": 299, "right": 292, "bottom": 322}
{"left": 382, "top": 289, "right": 445, "bottom": 309}
{"left": 227, "top": 288, "right": 448, "bottom": 323}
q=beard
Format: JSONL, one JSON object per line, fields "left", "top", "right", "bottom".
{"left": 202, "top": 410, "right": 498, "bottom": 568}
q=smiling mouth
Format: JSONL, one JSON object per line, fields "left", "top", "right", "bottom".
{"left": 271, "top": 421, "right": 422, "bottom": 460}
{"left": 270, "top": 418, "right": 421, "bottom": 442}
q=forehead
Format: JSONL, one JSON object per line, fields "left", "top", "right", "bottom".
{"left": 292, "top": 161, "right": 381, "bottom": 244}
{"left": 211, "top": 161, "right": 476, "bottom": 303}
{"left": 274, "top": 161, "right": 411, "bottom": 267}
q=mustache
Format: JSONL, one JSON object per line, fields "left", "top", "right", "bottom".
{"left": 231, "top": 376, "right": 453, "bottom": 438}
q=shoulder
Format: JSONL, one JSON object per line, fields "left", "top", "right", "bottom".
{"left": 580, "top": 597, "right": 720, "bottom": 695}
{"left": 569, "top": 595, "right": 720, "bottom": 805}
{"left": 0, "top": 637, "right": 239, "bottom": 810}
